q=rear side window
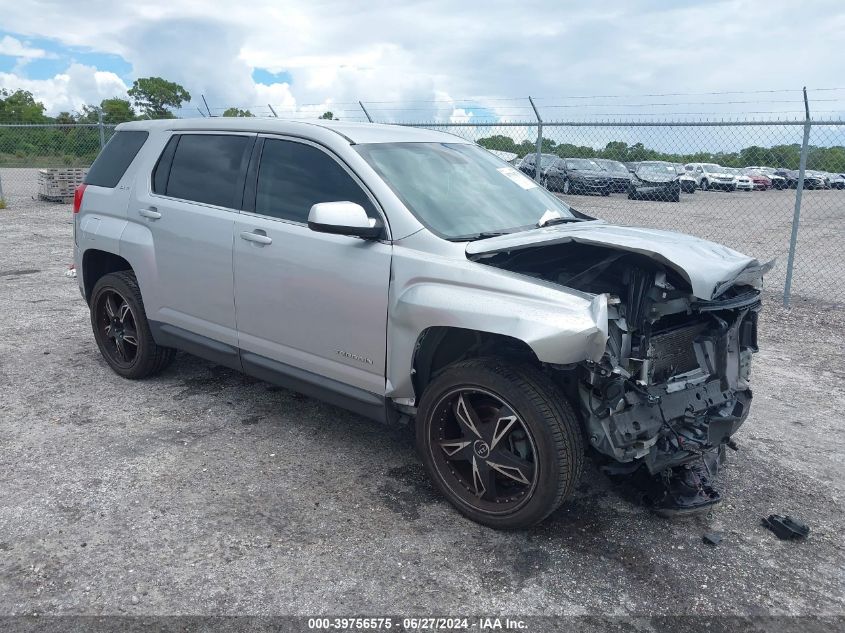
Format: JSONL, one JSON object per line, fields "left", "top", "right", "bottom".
{"left": 164, "top": 134, "right": 251, "bottom": 208}
{"left": 254, "top": 139, "right": 375, "bottom": 223}
{"left": 85, "top": 131, "right": 148, "bottom": 188}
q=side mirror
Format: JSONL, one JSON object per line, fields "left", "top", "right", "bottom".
{"left": 307, "top": 201, "right": 383, "bottom": 239}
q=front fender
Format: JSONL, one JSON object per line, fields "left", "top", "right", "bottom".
{"left": 386, "top": 278, "right": 608, "bottom": 399}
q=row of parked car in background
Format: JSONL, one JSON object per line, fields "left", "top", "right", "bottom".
{"left": 508, "top": 152, "right": 845, "bottom": 202}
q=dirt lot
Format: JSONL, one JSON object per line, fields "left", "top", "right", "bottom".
{"left": 0, "top": 169, "right": 844, "bottom": 619}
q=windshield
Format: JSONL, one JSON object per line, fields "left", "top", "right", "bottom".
{"left": 703, "top": 163, "right": 723, "bottom": 173}
{"left": 597, "top": 160, "right": 628, "bottom": 173}
{"left": 355, "top": 142, "right": 576, "bottom": 240}
{"left": 638, "top": 163, "right": 676, "bottom": 176}
{"left": 566, "top": 158, "right": 601, "bottom": 171}
{"left": 539, "top": 154, "right": 557, "bottom": 168}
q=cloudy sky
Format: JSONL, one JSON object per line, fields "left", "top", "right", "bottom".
{"left": 1, "top": 0, "right": 843, "bottom": 122}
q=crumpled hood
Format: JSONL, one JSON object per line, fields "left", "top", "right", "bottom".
{"left": 466, "top": 221, "right": 772, "bottom": 300}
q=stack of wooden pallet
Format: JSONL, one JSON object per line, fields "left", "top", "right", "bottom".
{"left": 37, "top": 168, "right": 88, "bottom": 203}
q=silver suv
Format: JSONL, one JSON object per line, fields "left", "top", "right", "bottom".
{"left": 74, "top": 119, "right": 770, "bottom": 528}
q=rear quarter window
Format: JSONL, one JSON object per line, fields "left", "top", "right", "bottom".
{"left": 163, "top": 134, "right": 251, "bottom": 208}
{"left": 84, "top": 131, "right": 149, "bottom": 188}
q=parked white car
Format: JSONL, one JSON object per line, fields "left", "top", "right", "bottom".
{"left": 684, "top": 163, "right": 737, "bottom": 191}
{"left": 724, "top": 168, "right": 754, "bottom": 191}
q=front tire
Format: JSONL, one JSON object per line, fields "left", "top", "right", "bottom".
{"left": 700, "top": 179, "right": 709, "bottom": 191}
{"left": 90, "top": 271, "right": 175, "bottom": 379}
{"left": 416, "top": 358, "right": 584, "bottom": 529}
{"left": 562, "top": 179, "right": 571, "bottom": 195}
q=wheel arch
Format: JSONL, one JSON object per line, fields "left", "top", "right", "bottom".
{"left": 81, "top": 249, "right": 133, "bottom": 304}
{"left": 411, "top": 326, "right": 540, "bottom": 401}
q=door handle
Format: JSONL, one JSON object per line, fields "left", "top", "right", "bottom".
{"left": 240, "top": 231, "right": 272, "bottom": 245}
{"left": 139, "top": 207, "right": 161, "bottom": 220}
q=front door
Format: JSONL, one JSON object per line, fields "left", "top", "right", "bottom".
{"left": 233, "top": 137, "right": 392, "bottom": 404}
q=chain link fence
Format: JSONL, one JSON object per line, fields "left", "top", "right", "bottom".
{"left": 0, "top": 122, "right": 117, "bottom": 205}
{"left": 398, "top": 118, "right": 844, "bottom": 305}
{"left": 0, "top": 116, "right": 842, "bottom": 305}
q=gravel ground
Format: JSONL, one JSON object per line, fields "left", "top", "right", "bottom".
{"left": 0, "top": 170, "right": 843, "bottom": 618}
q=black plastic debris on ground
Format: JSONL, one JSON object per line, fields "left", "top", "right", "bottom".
{"left": 762, "top": 514, "right": 810, "bottom": 540}
{"left": 702, "top": 531, "right": 723, "bottom": 546}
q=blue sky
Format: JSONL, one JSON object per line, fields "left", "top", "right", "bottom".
{"left": 0, "top": 0, "right": 843, "bottom": 123}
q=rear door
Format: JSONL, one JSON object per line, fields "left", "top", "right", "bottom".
{"left": 129, "top": 132, "right": 255, "bottom": 349}
{"left": 233, "top": 136, "right": 392, "bottom": 403}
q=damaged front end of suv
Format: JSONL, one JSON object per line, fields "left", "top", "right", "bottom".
{"left": 468, "top": 225, "right": 773, "bottom": 515}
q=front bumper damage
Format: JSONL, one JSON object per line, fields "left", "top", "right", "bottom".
{"left": 578, "top": 277, "right": 762, "bottom": 514}
{"left": 467, "top": 226, "right": 772, "bottom": 515}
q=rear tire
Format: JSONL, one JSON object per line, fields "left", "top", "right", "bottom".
{"left": 90, "top": 271, "right": 176, "bottom": 379}
{"left": 416, "top": 358, "right": 584, "bottom": 529}
{"left": 671, "top": 188, "right": 681, "bottom": 202}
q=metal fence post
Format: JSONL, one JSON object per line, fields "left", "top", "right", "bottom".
{"left": 97, "top": 108, "right": 105, "bottom": 149}
{"left": 528, "top": 96, "right": 543, "bottom": 182}
{"left": 783, "top": 87, "right": 811, "bottom": 306}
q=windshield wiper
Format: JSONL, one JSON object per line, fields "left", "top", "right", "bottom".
{"left": 455, "top": 230, "right": 512, "bottom": 242}
{"left": 536, "top": 215, "right": 584, "bottom": 228}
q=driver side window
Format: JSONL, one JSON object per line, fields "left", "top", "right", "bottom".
{"left": 255, "top": 139, "right": 376, "bottom": 223}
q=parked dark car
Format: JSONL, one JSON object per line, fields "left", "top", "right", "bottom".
{"left": 542, "top": 157, "right": 612, "bottom": 196}
{"left": 628, "top": 163, "right": 681, "bottom": 202}
{"left": 774, "top": 169, "right": 826, "bottom": 189}
{"left": 593, "top": 159, "right": 633, "bottom": 192}
{"left": 517, "top": 153, "right": 559, "bottom": 180}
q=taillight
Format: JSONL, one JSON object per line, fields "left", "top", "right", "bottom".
{"left": 73, "top": 183, "right": 87, "bottom": 214}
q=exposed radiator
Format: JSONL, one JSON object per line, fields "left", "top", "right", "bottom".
{"left": 649, "top": 322, "right": 708, "bottom": 379}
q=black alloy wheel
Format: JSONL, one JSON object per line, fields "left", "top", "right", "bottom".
{"left": 429, "top": 387, "right": 538, "bottom": 513}
{"left": 90, "top": 271, "right": 175, "bottom": 379}
{"left": 95, "top": 288, "right": 140, "bottom": 368}
{"left": 416, "top": 359, "right": 583, "bottom": 529}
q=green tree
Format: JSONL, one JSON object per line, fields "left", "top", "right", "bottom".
{"left": 222, "top": 107, "right": 254, "bottom": 117}
{"left": 319, "top": 111, "right": 334, "bottom": 120}
{"left": 127, "top": 77, "right": 191, "bottom": 119}
{"left": 100, "top": 98, "right": 136, "bottom": 124}
{"left": 54, "top": 111, "right": 76, "bottom": 125}
{"left": 0, "top": 89, "right": 47, "bottom": 123}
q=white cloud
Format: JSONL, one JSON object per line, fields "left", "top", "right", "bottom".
{"left": 0, "top": 35, "right": 54, "bottom": 60}
{"left": 0, "top": 63, "right": 128, "bottom": 114}
{"left": 0, "top": 0, "right": 842, "bottom": 119}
